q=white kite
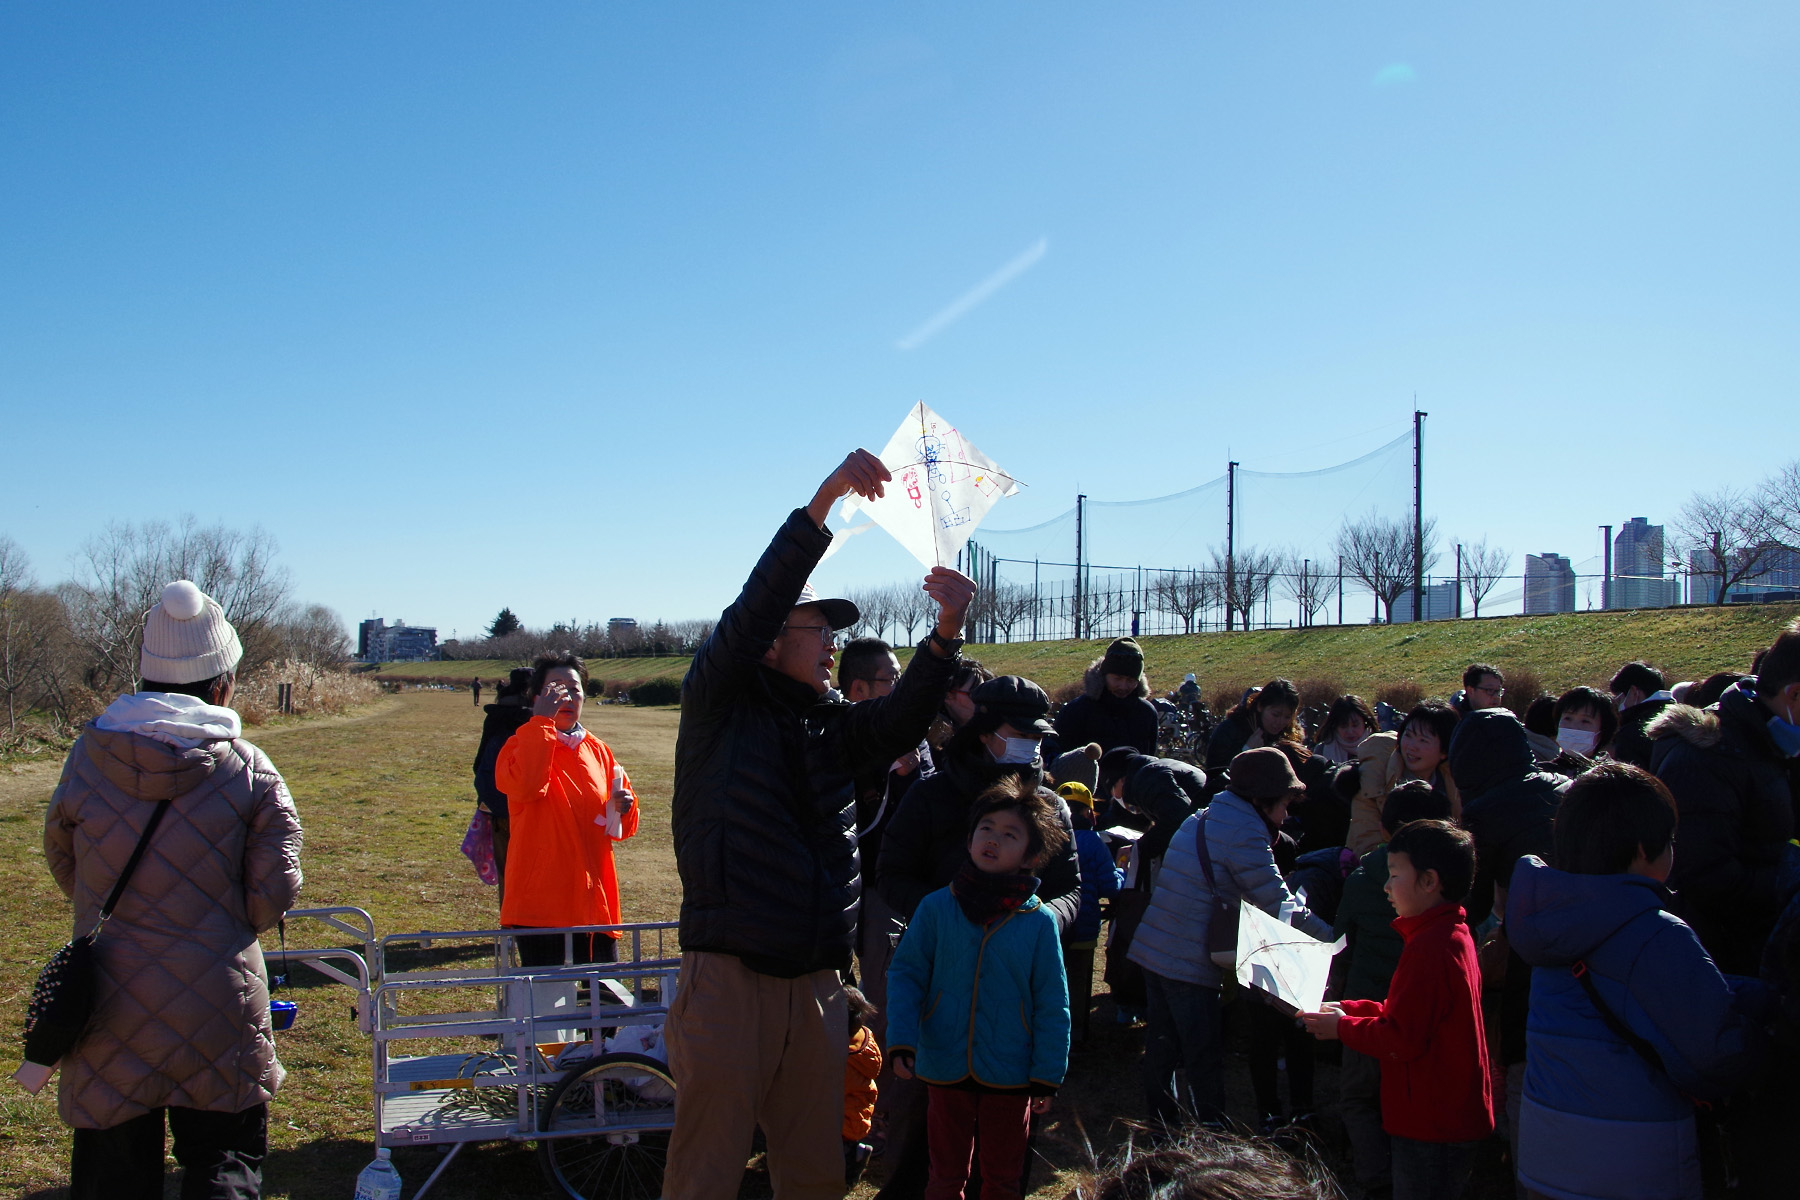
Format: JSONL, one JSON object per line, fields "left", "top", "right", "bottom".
{"left": 836, "top": 402, "right": 1022, "bottom": 569}
{"left": 1234, "top": 899, "right": 1344, "bottom": 1014}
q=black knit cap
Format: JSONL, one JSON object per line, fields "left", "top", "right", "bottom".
{"left": 1101, "top": 637, "right": 1145, "bottom": 678}
{"left": 970, "top": 676, "right": 1054, "bottom": 736}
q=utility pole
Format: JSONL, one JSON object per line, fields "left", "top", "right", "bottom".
{"left": 1455, "top": 543, "right": 1463, "bottom": 618}
{"left": 1032, "top": 559, "right": 1040, "bottom": 641}
{"left": 1710, "top": 529, "right": 1723, "bottom": 604}
{"left": 1337, "top": 555, "right": 1344, "bottom": 626}
{"left": 1601, "top": 525, "right": 1613, "bottom": 611}
{"left": 1225, "top": 461, "right": 1239, "bottom": 631}
{"left": 1302, "top": 558, "right": 1311, "bottom": 627}
{"left": 1074, "top": 494, "right": 1086, "bottom": 639}
{"left": 1413, "top": 409, "right": 1427, "bottom": 625}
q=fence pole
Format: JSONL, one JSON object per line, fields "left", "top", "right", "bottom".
{"left": 1074, "top": 494, "right": 1086, "bottom": 640}
{"left": 1225, "top": 461, "right": 1238, "bottom": 631}
{"left": 1413, "top": 409, "right": 1427, "bottom": 627}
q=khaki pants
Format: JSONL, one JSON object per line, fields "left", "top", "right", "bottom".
{"left": 665, "top": 951, "right": 849, "bottom": 1200}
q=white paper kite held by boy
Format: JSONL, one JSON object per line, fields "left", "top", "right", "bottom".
{"left": 836, "top": 401, "right": 1022, "bottom": 569}
{"left": 1234, "top": 899, "right": 1344, "bottom": 1014}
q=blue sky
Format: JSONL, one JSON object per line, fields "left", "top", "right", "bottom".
{"left": 4, "top": 3, "right": 1796, "bottom": 638}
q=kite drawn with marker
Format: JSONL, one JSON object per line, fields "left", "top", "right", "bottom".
{"left": 828, "top": 401, "right": 1023, "bottom": 569}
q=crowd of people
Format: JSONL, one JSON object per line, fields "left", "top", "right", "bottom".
{"left": 26, "top": 446, "right": 1800, "bottom": 1200}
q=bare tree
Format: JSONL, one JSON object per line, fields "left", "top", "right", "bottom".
{"left": 1279, "top": 553, "right": 1336, "bottom": 627}
{"left": 988, "top": 583, "right": 1036, "bottom": 643}
{"left": 275, "top": 604, "right": 352, "bottom": 684}
{"left": 1766, "top": 459, "right": 1800, "bottom": 545}
{"left": 1149, "top": 569, "right": 1218, "bottom": 634}
{"left": 1674, "top": 486, "right": 1783, "bottom": 605}
{"left": 890, "top": 582, "right": 935, "bottom": 644}
{"left": 1332, "top": 512, "right": 1441, "bottom": 623}
{"left": 1, "top": 539, "right": 52, "bottom": 733}
{"left": 1209, "top": 547, "right": 1278, "bottom": 630}
{"left": 1460, "top": 539, "right": 1509, "bottom": 618}
{"left": 63, "top": 517, "right": 293, "bottom": 693}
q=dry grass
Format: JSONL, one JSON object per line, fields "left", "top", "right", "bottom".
{"left": 234, "top": 663, "right": 384, "bottom": 725}
{"left": 0, "top": 690, "right": 1524, "bottom": 1197}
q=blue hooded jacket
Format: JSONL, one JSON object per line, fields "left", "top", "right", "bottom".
{"left": 886, "top": 887, "right": 1070, "bottom": 1091}
{"left": 1508, "top": 856, "right": 1768, "bottom": 1200}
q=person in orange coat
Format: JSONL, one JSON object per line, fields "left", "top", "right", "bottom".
{"left": 843, "top": 985, "right": 882, "bottom": 1186}
{"left": 497, "top": 652, "right": 641, "bottom": 966}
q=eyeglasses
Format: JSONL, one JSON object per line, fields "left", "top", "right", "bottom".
{"left": 1473, "top": 683, "right": 1505, "bottom": 697}
{"left": 783, "top": 624, "right": 838, "bottom": 646}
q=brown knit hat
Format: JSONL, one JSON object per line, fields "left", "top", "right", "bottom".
{"left": 1228, "top": 746, "right": 1303, "bottom": 801}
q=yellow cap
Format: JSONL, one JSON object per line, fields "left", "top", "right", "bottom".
{"left": 1057, "top": 782, "right": 1095, "bottom": 809}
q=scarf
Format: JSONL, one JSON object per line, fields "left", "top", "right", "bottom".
{"left": 556, "top": 723, "right": 588, "bottom": 750}
{"left": 950, "top": 859, "right": 1038, "bottom": 926}
{"left": 95, "top": 691, "right": 242, "bottom": 748}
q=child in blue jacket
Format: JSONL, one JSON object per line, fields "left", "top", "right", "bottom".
{"left": 1509, "top": 763, "right": 1771, "bottom": 1200}
{"left": 1058, "top": 781, "right": 1125, "bottom": 1043}
{"left": 887, "top": 775, "right": 1071, "bottom": 1200}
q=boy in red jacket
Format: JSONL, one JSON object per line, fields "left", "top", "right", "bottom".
{"left": 1303, "top": 819, "right": 1492, "bottom": 1200}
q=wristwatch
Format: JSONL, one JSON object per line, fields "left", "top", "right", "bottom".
{"left": 927, "top": 629, "right": 965, "bottom": 656}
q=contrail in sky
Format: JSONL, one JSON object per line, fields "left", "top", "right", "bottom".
{"left": 896, "top": 237, "right": 1048, "bottom": 350}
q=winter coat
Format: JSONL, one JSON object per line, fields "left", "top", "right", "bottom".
{"left": 1337, "top": 902, "right": 1493, "bottom": 1143}
{"left": 1344, "top": 731, "right": 1461, "bottom": 855}
{"left": 1128, "top": 791, "right": 1332, "bottom": 990}
{"left": 1334, "top": 846, "right": 1402, "bottom": 1001}
{"left": 673, "top": 508, "right": 959, "bottom": 977}
{"left": 1652, "top": 684, "right": 1796, "bottom": 975}
{"left": 843, "top": 1024, "right": 882, "bottom": 1141}
{"left": 496, "top": 718, "right": 640, "bottom": 931}
{"left": 1451, "top": 710, "right": 1568, "bottom": 926}
{"left": 472, "top": 699, "right": 533, "bottom": 820}
{"left": 1113, "top": 752, "right": 1209, "bottom": 863}
{"left": 886, "top": 887, "right": 1069, "bottom": 1091}
{"left": 1611, "top": 694, "right": 1674, "bottom": 771}
{"left": 1053, "top": 663, "right": 1157, "bottom": 755}
{"left": 1508, "top": 857, "right": 1769, "bottom": 1200}
{"left": 43, "top": 725, "right": 303, "bottom": 1129}
{"left": 875, "top": 750, "right": 1080, "bottom": 932}
{"left": 853, "top": 740, "right": 932, "bottom": 890}
{"left": 1203, "top": 708, "right": 1254, "bottom": 779}
{"left": 1286, "top": 846, "right": 1358, "bottom": 927}
{"left": 1071, "top": 827, "right": 1125, "bottom": 942}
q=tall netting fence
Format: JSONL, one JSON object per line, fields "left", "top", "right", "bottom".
{"left": 965, "top": 431, "right": 1417, "bottom": 638}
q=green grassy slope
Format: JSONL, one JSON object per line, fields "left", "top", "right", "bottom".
{"left": 377, "top": 603, "right": 1800, "bottom": 704}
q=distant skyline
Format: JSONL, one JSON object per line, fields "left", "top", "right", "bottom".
{"left": 5, "top": 4, "right": 1796, "bottom": 638}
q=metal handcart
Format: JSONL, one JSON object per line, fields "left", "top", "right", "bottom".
{"left": 274, "top": 907, "right": 681, "bottom": 1199}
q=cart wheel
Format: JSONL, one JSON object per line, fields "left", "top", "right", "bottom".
{"left": 537, "top": 1051, "right": 675, "bottom": 1200}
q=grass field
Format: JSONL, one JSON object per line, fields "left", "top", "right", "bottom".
{"left": 2, "top": 691, "right": 1171, "bottom": 1199}
{"left": 378, "top": 602, "right": 1800, "bottom": 705}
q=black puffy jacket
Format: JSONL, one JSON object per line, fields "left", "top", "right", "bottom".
{"left": 876, "top": 749, "right": 1080, "bottom": 933}
{"left": 1451, "top": 709, "right": 1569, "bottom": 926}
{"left": 1611, "top": 696, "right": 1673, "bottom": 770}
{"left": 1451, "top": 708, "right": 1569, "bottom": 1065}
{"left": 673, "top": 509, "right": 958, "bottom": 977}
{"left": 473, "top": 700, "right": 533, "bottom": 820}
{"left": 1203, "top": 710, "right": 1253, "bottom": 779}
{"left": 1654, "top": 683, "right": 1796, "bottom": 975}
{"left": 1115, "top": 753, "right": 1208, "bottom": 863}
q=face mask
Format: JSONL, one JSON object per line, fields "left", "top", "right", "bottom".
{"left": 1770, "top": 697, "right": 1800, "bottom": 759}
{"left": 991, "top": 737, "right": 1041, "bottom": 765}
{"left": 1556, "top": 727, "right": 1598, "bottom": 756}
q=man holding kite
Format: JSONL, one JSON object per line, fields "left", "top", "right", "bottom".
{"left": 666, "top": 448, "right": 977, "bottom": 1200}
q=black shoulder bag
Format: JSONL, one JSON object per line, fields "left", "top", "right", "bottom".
{"left": 22, "top": 797, "right": 174, "bottom": 1070}
{"left": 1571, "top": 959, "right": 1731, "bottom": 1189}
{"left": 1194, "top": 811, "right": 1239, "bottom": 966}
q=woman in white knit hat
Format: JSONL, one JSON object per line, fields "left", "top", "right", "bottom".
{"left": 42, "top": 580, "right": 303, "bottom": 1200}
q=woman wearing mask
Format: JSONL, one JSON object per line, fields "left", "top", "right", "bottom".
{"left": 1343, "top": 701, "right": 1461, "bottom": 854}
{"left": 878, "top": 675, "right": 1080, "bottom": 931}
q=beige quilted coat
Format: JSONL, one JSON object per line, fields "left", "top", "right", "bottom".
{"left": 43, "top": 726, "right": 303, "bottom": 1129}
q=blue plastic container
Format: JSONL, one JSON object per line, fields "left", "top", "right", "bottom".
{"left": 270, "top": 999, "right": 298, "bottom": 1031}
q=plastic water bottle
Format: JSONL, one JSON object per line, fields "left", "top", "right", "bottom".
{"left": 352, "top": 1148, "right": 401, "bottom": 1200}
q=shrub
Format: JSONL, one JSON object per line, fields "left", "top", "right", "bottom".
{"left": 236, "top": 662, "right": 383, "bottom": 723}
{"left": 1375, "top": 680, "right": 1426, "bottom": 711}
{"left": 1049, "top": 681, "right": 1084, "bottom": 712}
{"left": 631, "top": 678, "right": 682, "bottom": 707}
{"left": 1501, "top": 666, "right": 1544, "bottom": 719}
{"left": 1294, "top": 676, "right": 1349, "bottom": 712}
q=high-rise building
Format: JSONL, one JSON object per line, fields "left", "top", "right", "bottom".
{"left": 358, "top": 617, "right": 439, "bottom": 662}
{"left": 1524, "top": 553, "right": 1576, "bottom": 614}
{"left": 1610, "top": 518, "right": 1680, "bottom": 609}
{"left": 1392, "top": 580, "right": 1460, "bottom": 623}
